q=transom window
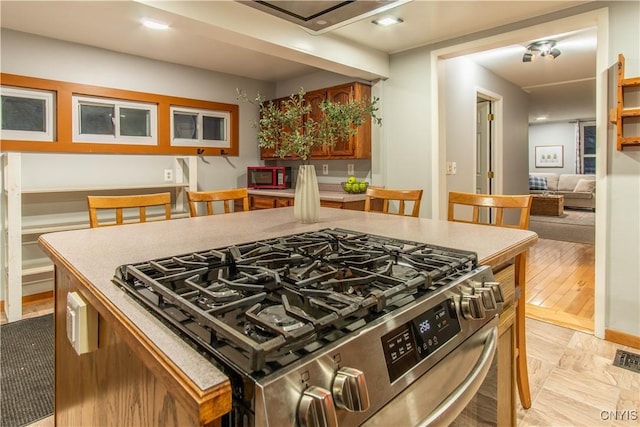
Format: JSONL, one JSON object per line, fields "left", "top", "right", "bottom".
{"left": 72, "top": 95, "right": 157, "bottom": 145}
{"left": 170, "top": 106, "right": 230, "bottom": 148}
{"left": 1, "top": 86, "right": 55, "bottom": 141}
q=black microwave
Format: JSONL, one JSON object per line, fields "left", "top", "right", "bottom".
{"left": 247, "top": 166, "right": 291, "bottom": 189}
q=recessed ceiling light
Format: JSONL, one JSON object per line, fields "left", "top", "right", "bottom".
{"left": 372, "top": 16, "right": 403, "bottom": 27}
{"left": 536, "top": 115, "right": 549, "bottom": 121}
{"left": 142, "top": 19, "right": 169, "bottom": 30}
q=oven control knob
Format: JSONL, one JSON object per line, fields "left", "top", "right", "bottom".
{"left": 332, "top": 367, "right": 370, "bottom": 412}
{"left": 461, "top": 294, "right": 485, "bottom": 319}
{"left": 485, "top": 281, "right": 505, "bottom": 303}
{"left": 298, "top": 386, "right": 338, "bottom": 427}
{"left": 476, "top": 287, "right": 498, "bottom": 310}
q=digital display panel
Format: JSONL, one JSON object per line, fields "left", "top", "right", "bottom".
{"left": 411, "top": 299, "right": 460, "bottom": 356}
{"left": 381, "top": 299, "right": 461, "bottom": 382}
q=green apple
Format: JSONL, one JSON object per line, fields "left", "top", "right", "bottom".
{"left": 347, "top": 176, "right": 357, "bottom": 184}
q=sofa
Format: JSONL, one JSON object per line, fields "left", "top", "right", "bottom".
{"left": 529, "top": 172, "right": 596, "bottom": 210}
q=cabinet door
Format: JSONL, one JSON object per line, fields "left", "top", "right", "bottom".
{"left": 325, "top": 85, "right": 356, "bottom": 157}
{"left": 250, "top": 195, "right": 277, "bottom": 210}
{"left": 259, "top": 98, "right": 279, "bottom": 159}
{"left": 250, "top": 195, "right": 293, "bottom": 210}
{"left": 305, "top": 90, "right": 329, "bottom": 158}
{"left": 275, "top": 198, "right": 292, "bottom": 208}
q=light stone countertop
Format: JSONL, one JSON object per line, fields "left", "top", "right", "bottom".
{"left": 39, "top": 207, "right": 537, "bottom": 396}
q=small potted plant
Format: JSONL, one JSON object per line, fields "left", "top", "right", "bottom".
{"left": 238, "top": 88, "right": 381, "bottom": 223}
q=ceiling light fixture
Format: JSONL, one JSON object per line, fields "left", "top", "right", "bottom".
{"left": 522, "top": 40, "right": 561, "bottom": 62}
{"left": 372, "top": 16, "right": 403, "bottom": 27}
{"left": 142, "top": 19, "right": 169, "bottom": 30}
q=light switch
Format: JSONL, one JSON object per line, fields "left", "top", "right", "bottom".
{"left": 66, "top": 291, "right": 98, "bottom": 355}
{"left": 446, "top": 162, "right": 457, "bottom": 175}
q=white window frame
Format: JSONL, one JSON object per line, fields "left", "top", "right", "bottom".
{"left": 580, "top": 121, "right": 596, "bottom": 174}
{"left": 72, "top": 95, "right": 157, "bottom": 145}
{"left": 170, "top": 106, "right": 230, "bottom": 148}
{"left": 0, "top": 86, "right": 55, "bottom": 141}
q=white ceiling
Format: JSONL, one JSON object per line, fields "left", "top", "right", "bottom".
{"left": 0, "top": 0, "right": 598, "bottom": 122}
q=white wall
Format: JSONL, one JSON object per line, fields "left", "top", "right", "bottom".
{"left": 443, "top": 57, "right": 530, "bottom": 197}
{"left": 383, "top": 48, "right": 433, "bottom": 217}
{"left": 0, "top": 29, "right": 274, "bottom": 191}
{"left": 529, "top": 122, "right": 579, "bottom": 174}
{"left": 604, "top": 2, "right": 640, "bottom": 337}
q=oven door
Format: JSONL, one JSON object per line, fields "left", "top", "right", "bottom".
{"left": 362, "top": 317, "right": 498, "bottom": 427}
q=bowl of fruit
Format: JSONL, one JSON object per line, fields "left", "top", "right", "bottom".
{"left": 341, "top": 176, "right": 369, "bottom": 194}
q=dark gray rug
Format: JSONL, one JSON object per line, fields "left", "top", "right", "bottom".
{"left": 0, "top": 314, "right": 54, "bottom": 427}
{"left": 529, "top": 209, "right": 595, "bottom": 244}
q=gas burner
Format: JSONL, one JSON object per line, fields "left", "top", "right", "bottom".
{"left": 196, "top": 288, "right": 243, "bottom": 308}
{"left": 256, "top": 305, "right": 307, "bottom": 332}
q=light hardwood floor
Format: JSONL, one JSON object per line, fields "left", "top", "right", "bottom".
{"left": 526, "top": 237, "right": 595, "bottom": 333}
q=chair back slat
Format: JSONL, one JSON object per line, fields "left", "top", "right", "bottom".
{"left": 187, "top": 188, "right": 249, "bottom": 217}
{"left": 364, "top": 187, "right": 423, "bottom": 217}
{"left": 87, "top": 193, "right": 172, "bottom": 228}
{"left": 447, "top": 191, "right": 532, "bottom": 230}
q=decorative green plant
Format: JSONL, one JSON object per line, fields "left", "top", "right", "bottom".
{"left": 237, "top": 88, "right": 381, "bottom": 164}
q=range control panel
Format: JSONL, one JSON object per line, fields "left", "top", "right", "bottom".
{"left": 381, "top": 298, "right": 461, "bottom": 382}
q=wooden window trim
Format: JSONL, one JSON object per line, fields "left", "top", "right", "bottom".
{"left": 0, "top": 73, "right": 239, "bottom": 156}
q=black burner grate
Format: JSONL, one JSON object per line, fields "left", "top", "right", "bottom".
{"left": 613, "top": 349, "right": 640, "bottom": 373}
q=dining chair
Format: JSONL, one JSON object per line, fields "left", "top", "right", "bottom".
{"left": 447, "top": 191, "right": 533, "bottom": 409}
{"left": 187, "top": 188, "right": 249, "bottom": 217}
{"left": 364, "top": 187, "right": 423, "bottom": 217}
{"left": 87, "top": 193, "right": 172, "bottom": 228}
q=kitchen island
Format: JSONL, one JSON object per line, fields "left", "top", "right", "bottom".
{"left": 39, "top": 207, "right": 536, "bottom": 426}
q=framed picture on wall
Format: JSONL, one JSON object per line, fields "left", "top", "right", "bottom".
{"left": 535, "top": 145, "right": 564, "bottom": 168}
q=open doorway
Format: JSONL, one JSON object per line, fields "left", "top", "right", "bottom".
{"left": 476, "top": 96, "right": 493, "bottom": 196}
{"left": 431, "top": 10, "right": 606, "bottom": 337}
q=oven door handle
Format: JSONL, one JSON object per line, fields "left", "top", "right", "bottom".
{"left": 417, "top": 325, "right": 498, "bottom": 427}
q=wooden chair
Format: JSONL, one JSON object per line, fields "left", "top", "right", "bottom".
{"left": 87, "top": 193, "right": 172, "bottom": 228}
{"left": 447, "top": 191, "right": 533, "bottom": 409}
{"left": 364, "top": 187, "right": 423, "bottom": 217}
{"left": 187, "top": 188, "right": 249, "bottom": 217}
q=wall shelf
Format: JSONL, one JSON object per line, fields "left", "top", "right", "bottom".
{"left": 1, "top": 153, "right": 197, "bottom": 322}
{"left": 612, "top": 53, "right": 640, "bottom": 150}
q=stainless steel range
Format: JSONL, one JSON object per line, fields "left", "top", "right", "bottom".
{"left": 113, "top": 228, "right": 504, "bottom": 426}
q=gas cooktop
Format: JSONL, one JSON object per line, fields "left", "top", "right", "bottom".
{"left": 113, "top": 228, "right": 478, "bottom": 375}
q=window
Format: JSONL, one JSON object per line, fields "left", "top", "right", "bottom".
{"left": 72, "top": 95, "right": 157, "bottom": 145}
{"left": 580, "top": 121, "right": 596, "bottom": 174}
{"left": 2, "top": 73, "right": 239, "bottom": 155}
{"left": 1, "top": 86, "right": 55, "bottom": 141}
{"left": 170, "top": 106, "right": 230, "bottom": 148}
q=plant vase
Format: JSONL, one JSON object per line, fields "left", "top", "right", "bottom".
{"left": 293, "top": 165, "right": 320, "bottom": 223}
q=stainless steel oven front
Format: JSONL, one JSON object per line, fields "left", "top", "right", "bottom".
{"left": 248, "top": 266, "right": 502, "bottom": 427}
{"left": 363, "top": 318, "right": 498, "bottom": 426}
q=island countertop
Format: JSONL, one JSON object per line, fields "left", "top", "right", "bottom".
{"left": 39, "top": 207, "right": 537, "bottom": 425}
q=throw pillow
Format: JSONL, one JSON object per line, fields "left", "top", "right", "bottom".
{"left": 529, "top": 175, "right": 548, "bottom": 191}
{"left": 574, "top": 179, "right": 596, "bottom": 193}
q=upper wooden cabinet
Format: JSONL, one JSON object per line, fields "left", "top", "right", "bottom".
{"left": 260, "top": 82, "right": 373, "bottom": 160}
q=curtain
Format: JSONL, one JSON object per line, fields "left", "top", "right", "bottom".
{"left": 574, "top": 121, "right": 583, "bottom": 174}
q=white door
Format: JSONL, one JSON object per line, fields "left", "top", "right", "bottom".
{"left": 476, "top": 97, "right": 494, "bottom": 221}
